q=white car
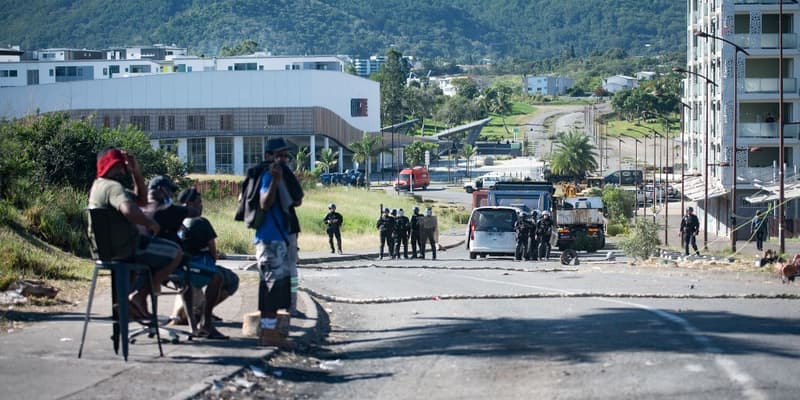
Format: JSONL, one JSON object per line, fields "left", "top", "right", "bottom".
{"left": 464, "top": 175, "right": 503, "bottom": 193}
{"left": 465, "top": 206, "right": 519, "bottom": 259}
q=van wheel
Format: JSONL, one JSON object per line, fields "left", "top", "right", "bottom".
{"left": 465, "top": 187, "right": 473, "bottom": 193}
{"left": 469, "top": 252, "right": 477, "bottom": 260}
{"left": 422, "top": 185, "right": 428, "bottom": 190}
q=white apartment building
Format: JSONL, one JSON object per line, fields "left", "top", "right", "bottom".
{"left": 524, "top": 75, "right": 574, "bottom": 96}
{"left": 352, "top": 55, "right": 386, "bottom": 77}
{"left": 684, "top": 0, "right": 800, "bottom": 241}
{"left": 602, "top": 75, "right": 639, "bottom": 93}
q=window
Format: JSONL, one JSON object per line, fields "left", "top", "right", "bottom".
{"left": 129, "top": 115, "right": 150, "bottom": 131}
{"left": 351, "top": 98, "right": 368, "bottom": 117}
{"left": 158, "top": 116, "right": 174, "bottom": 131}
{"left": 187, "top": 115, "right": 206, "bottom": 130}
{"left": 220, "top": 114, "right": 234, "bottom": 130}
{"left": 49, "top": 69, "right": 53, "bottom": 76}
{"left": 176, "top": 64, "right": 186, "bottom": 72}
{"left": 215, "top": 137, "right": 234, "bottom": 174}
{"left": 160, "top": 139, "right": 178, "bottom": 155}
{"left": 0, "top": 70, "right": 18, "bottom": 77}
{"left": 102, "top": 67, "right": 108, "bottom": 76}
{"left": 26, "top": 70, "right": 39, "bottom": 85}
{"left": 267, "top": 114, "right": 285, "bottom": 126}
{"left": 130, "top": 65, "right": 151, "bottom": 73}
{"left": 233, "top": 63, "right": 257, "bottom": 71}
{"left": 54, "top": 66, "right": 92, "bottom": 82}
{"left": 187, "top": 138, "right": 207, "bottom": 173}
{"left": 243, "top": 137, "right": 263, "bottom": 171}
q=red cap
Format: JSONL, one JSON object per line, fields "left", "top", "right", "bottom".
{"left": 96, "top": 149, "right": 126, "bottom": 178}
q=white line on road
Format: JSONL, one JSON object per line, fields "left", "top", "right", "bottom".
{"left": 460, "top": 274, "right": 767, "bottom": 400}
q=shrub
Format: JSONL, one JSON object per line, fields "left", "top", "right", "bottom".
{"left": 605, "top": 223, "right": 627, "bottom": 237}
{"left": 573, "top": 231, "right": 602, "bottom": 252}
{"left": 23, "top": 187, "right": 88, "bottom": 256}
{"left": 602, "top": 185, "right": 635, "bottom": 221}
{"left": 618, "top": 218, "right": 661, "bottom": 260}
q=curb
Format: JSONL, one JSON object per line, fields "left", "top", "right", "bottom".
{"left": 171, "top": 290, "right": 322, "bottom": 400}
{"left": 226, "top": 237, "right": 467, "bottom": 266}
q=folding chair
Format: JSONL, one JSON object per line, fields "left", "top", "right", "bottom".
{"left": 78, "top": 207, "right": 163, "bottom": 361}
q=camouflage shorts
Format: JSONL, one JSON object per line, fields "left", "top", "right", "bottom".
{"left": 255, "top": 241, "right": 289, "bottom": 281}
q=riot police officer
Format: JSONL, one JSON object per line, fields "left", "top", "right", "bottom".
{"left": 410, "top": 206, "right": 422, "bottom": 258}
{"left": 535, "top": 210, "right": 554, "bottom": 260}
{"left": 514, "top": 211, "right": 534, "bottom": 261}
{"left": 376, "top": 208, "right": 395, "bottom": 260}
{"left": 394, "top": 209, "right": 411, "bottom": 259}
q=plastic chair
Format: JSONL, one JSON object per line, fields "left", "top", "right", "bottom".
{"left": 78, "top": 208, "right": 163, "bottom": 361}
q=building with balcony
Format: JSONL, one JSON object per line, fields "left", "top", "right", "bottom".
{"left": 684, "top": 0, "right": 800, "bottom": 241}
{"left": 524, "top": 75, "right": 574, "bottom": 96}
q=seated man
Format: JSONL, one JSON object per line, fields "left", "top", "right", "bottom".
{"left": 87, "top": 148, "right": 183, "bottom": 319}
{"left": 174, "top": 187, "right": 240, "bottom": 339}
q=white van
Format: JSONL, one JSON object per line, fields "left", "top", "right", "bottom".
{"left": 465, "top": 206, "right": 519, "bottom": 259}
{"left": 464, "top": 174, "right": 503, "bottom": 193}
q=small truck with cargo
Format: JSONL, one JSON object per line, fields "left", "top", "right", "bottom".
{"left": 555, "top": 196, "right": 605, "bottom": 251}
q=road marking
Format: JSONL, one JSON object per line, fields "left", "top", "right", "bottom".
{"left": 461, "top": 275, "right": 766, "bottom": 400}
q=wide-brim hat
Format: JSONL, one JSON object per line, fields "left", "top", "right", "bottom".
{"left": 265, "top": 137, "right": 290, "bottom": 154}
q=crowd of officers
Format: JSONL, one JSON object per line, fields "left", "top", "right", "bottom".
{"left": 513, "top": 209, "right": 555, "bottom": 261}
{"left": 377, "top": 206, "right": 438, "bottom": 260}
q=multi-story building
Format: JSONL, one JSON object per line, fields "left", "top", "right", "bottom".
{"left": 351, "top": 55, "right": 386, "bottom": 77}
{"left": 524, "top": 75, "right": 574, "bottom": 96}
{"left": 684, "top": 0, "right": 800, "bottom": 241}
{"left": 0, "top": 46, "right": 384, "bottom": 174}
{"left": 602, "top": 75, "right": 639, "bottom": 93}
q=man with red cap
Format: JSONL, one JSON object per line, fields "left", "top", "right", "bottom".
{"left": 88, "top": 147, "right": 183, "bottom": 319}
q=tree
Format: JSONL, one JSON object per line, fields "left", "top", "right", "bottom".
{"left": 460, "top": 143, "right": 477, "bottom": 179}
{"left": 315, "top": 147, "right": 338, "bottom": 173}
{"left": 434, "top": 96, "right": 480, "bottom": 127}
{"left": 378, "top": 49, "right": 410, "bottom": 126}
{"left": 404, "top": 141, "right": 438, "bottom": 166}
{"left": 350, "top": 132, "right": 380, "bottom": 185}
{"left": 549, "top": 130, "right": 598, "bottom": 179}
{"left": 294, "top": 146, "right": 309, "bottom": 172}
{"left": 451, "top": 77, "right": 479, "bottom": 99}
{"left": 219, "top": 39, "right": 261, "bottom": 56}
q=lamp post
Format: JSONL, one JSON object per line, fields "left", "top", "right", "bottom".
{"left": 616, "top": 136, "right": 625, "bottom": 186}
{"left": 779, "top": 1, "right": 785, "bottom": 254}
{"left": 623, "top": 132, "right": 642, "bottom": 217}
{"left": 674, "top": 66, "right": 717, "bottom": 250}
{"left": 679, "top": 101, "right": 692, "bottom": 223}
{"left": 695, "top": 30, "right": 750, "bottom": 252}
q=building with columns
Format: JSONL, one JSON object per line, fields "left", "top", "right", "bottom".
{"left": 683, "top": 0, "right": 800, "bottom": 241}
{"left": 0, "top": 69, "right": 380, "bottom": 174}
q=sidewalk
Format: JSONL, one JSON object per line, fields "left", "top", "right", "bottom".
{"left": 0, "top": 233, "right": 466, "bottom": 400}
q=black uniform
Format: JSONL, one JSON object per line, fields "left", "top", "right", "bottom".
{"left": 680, "top": 213, "right": 701, "bottom": 255}
{"left": 514, "top": 216, "right": 535, "bottom": 260}
{"left": 377, "top": 214, "right": 395, "bottom": 259}
{"left": 535, "top": 217, "right": 554, "bottom": 260}
{"left": 410, "top": 211, "right": 422, "bottom": 258}
{"left": 324, "top": 211, "right": 343, "bottom": 253}
{"left": 393, "top": 214, "right": 411, "bottom": 259}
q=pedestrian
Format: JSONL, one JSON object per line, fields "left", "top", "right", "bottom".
{"left": 324, "top": 203, "right": 343, "bottom": 254}
{"left": 535, "top": 210, "right": 554, "bottom": 260}
{"left": 87, "top": 148, "right": 183, "bottom": 320}
{"left": 394, "top": 208, "right": 411, "bottom": 259}
{"left": 254, "top": 138, "right": 295, "bottom": 343}
{"left": 680, "top": 206, "right": 701, "bottom": 256}
{"left": 263, "top": 138, "right": 304, "bottom": 317}
{"left": 751, "top": 211, "right": 769, "bottom": 252}
{"left": 410, "top": 206, "right": 422, "bottom": 258}
{"left": 376, "top": 207, "right": 395, "bottom": 260}
{"left": 420, "top": 207, "right": 438, "bottom": 260}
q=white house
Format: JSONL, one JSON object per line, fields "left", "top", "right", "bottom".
{"left": 602, "top": 75, "right": 639, "bottom": 93}
{"left": 524, "top": 75, "right": 574, "bottom": 96}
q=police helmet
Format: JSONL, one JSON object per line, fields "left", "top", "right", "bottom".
{"left": 391, "top": 209, "right": 397, "bottom": 216}
{"left": 542, "top": 210, "right": 551, "bottom": 217}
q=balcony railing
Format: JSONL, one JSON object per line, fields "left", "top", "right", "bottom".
{"left": 744, "top": 77, "right": 797, "bottom": 93}
{"left": 734, "top": 33, "right": 799, "bottom": 49}
{"left": 735, "top": 0, "right": 799, "bottom": 5}
{"left": 739, "top": 122, "right": 800, "bottom": 139}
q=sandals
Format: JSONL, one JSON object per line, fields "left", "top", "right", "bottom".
{"left": 196, "top": 327, "right": 229, "bottom": 340}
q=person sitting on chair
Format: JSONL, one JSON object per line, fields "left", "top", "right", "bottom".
{"left": 176, "top": 187, "right": 240, "bottom": 339}
{"left": 87, "top": 148, "right": 183, "bottom": 320}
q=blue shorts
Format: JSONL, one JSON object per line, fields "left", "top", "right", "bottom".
{"left": 187, "top": 253, "right": 240, "bottom": 294}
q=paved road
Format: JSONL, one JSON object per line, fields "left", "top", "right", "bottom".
{"left": 284, "top": 246, "right": 800, "bottom": 399}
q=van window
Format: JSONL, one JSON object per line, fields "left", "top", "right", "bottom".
{"left": 472, "top": 209, "right": 517, "bottom": 231}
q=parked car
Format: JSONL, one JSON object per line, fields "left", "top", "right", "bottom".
{"left": 464, "top": 174, "right": 503, "bottom": 193}
{"left": 604, "top": 170, "right": 644, "bottom": 186}
{"left": 465, "top": 206, "right": 519, "bottom": 259}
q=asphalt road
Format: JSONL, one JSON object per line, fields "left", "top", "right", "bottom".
{"left": 286, "top": 246, "right": 800, "bottom": 399}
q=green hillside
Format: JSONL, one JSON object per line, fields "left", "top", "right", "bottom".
{"left": 0, "top": 0, "right": 684, "bottom": 61}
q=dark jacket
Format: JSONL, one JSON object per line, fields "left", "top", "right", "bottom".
{"left": 394, "top": 215, "right": 410, "bottom": 237}
{"left": 324, "top": 211, "right": 343, "bottom": 232}
{"left": 410, "top": 214, "right": 422, "bottom": 237}
{"left": 235, "top": 162, "right": 303, "bottom": 233}
{"left": 680, "top": 214, "right": 700, "bottom": 235}
{"left": 377, "top": 215, "right": 395, "bottom": 233}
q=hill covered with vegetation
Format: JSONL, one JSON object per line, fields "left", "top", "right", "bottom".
{"left": 1, "top": 0, "right": 684, "bottom": 61}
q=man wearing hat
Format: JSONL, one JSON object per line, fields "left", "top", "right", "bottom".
{"left": 679, "top": 206, "right": 701, "bottom": 256}
{"left": 143, "top": 175, "right": 199, "bottom": 244}
{"left": 324, "top": 203, "right": 343, "bottom": 254}
{"left": 88, "top": 147, "right": 183, "bottom": 319}
{"left": 376, "top": 207, "right": 395, "bottom": 260}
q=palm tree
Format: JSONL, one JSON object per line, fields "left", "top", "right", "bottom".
{"left": 461, "top": 143, "right": 477, "bottom": 179}
{"left": 315, "top": 147, "right": 338, "bottom": 173}
{"left": 549, "top": 130, "right": 598, "bottom": 180}
{"left": 350, "top": 132, "right": 380, "bottom": 186}
{"left": 294, "top": 146, "right": 309, "bottom": 172}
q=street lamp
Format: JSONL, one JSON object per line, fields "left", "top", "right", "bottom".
{"left": 674, "top": 66, "right": 717, "bottom": 250}
{"left": 679, "top": 101, "right": 693, "bottom": 224}
{"left": 622, "top": 132, "right": 642, "bottom": 217}
{"left": 615, "top": 136, "right": 625, "bottom": 186}
{"left": 695, "top": 30, "right": 750, "bottom": 252}
{"left": 629, "top": 127, "right": 650, "bottom": 218}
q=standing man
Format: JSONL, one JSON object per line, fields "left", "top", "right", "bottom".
{"left": 420, "top": 207, "right": 438, "bottom": 260}
{"left": 751, "top": 211, "right": 769, "bottom": 252}
{"left": 410, "top": 206, "right": 422, "bottom": 258}
{"left": 376, "top": 208, "right": 395, "bottom": 260}
{"left": 88, "top": 147, "right": 183, "bottom": 319}
{"left": 255, "top": 139, "right": 294, "bottom": 341}
{"left": 324, "top": 203, "right": 343, "bottom": 254}
{"left": 394, "top": 209, "right": 411, "bottom": 259}
{"left": 680, "top": 206, "right": 701, "bottom": 256}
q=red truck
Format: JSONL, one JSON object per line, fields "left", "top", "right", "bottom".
{"left": 394, "top": 166, "right": 430, "bottom": 191}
